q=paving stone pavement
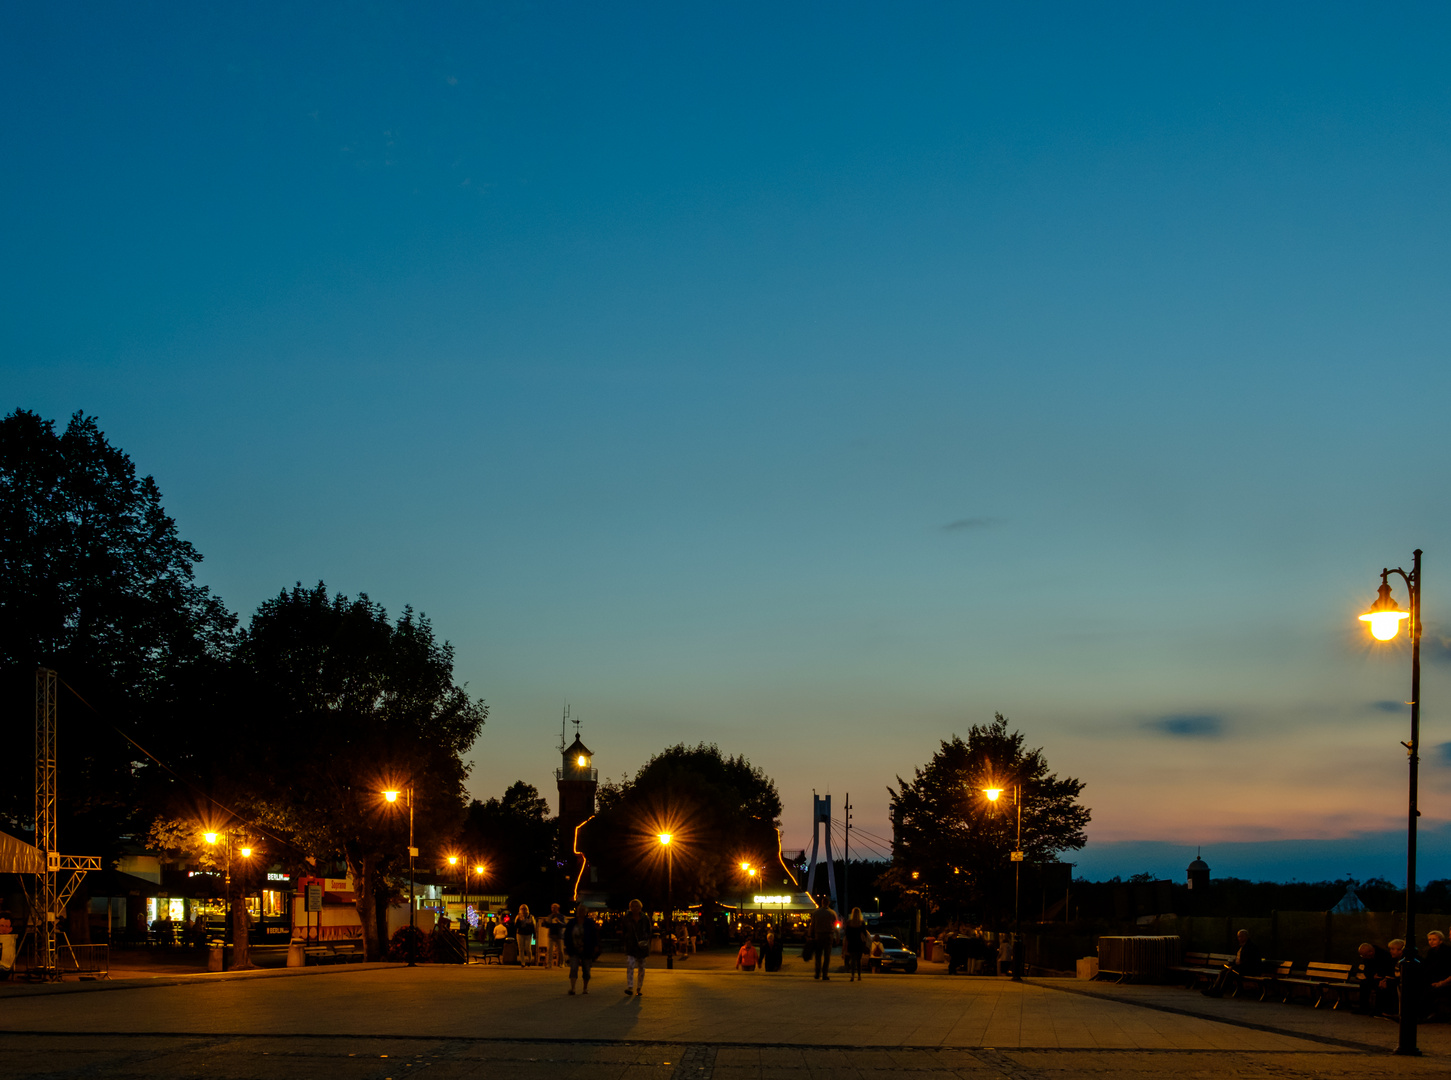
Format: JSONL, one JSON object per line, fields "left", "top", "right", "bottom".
{"left": 2, "top": 963, "right": 1448, "bottom": 1078}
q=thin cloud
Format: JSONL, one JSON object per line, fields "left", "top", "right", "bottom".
{"left": 1145, "top": 714, "right": 1224, "bottom": 739}
{"left": 1370, "top": 700, "right": 1406, "bottom": 713}
{"left": 1437, "top": 743, "right": 1451, "bottom": 766}
{"left": 939, "top": 517, "right": 999, "bottom": 532}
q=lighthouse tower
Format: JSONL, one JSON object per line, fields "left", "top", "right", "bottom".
{"left": 557, "top": 733, "right": 597, "bottom": 852}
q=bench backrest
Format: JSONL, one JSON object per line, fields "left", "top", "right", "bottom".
{"left": 1183, "top": 952, "right": 1212, "bottom": 965}
{"left": 1305, "top": 962, "right": 1354, "bottom": 979}
{"left": 1209, "top": 953, "right": 1236, "bottom": 964}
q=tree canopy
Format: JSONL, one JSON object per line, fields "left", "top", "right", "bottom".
{"left": 231, "top": 582, "right": 488, "bottom": 958}
{"left": 580, "top": 743, "right": 787, "bottom": 908}
{"left": 0, "top": 409, "right": 236, "bottom": 847}
{"left": 458, "top": 781, "right": 558, "bottom": 908}
{"left": 888, "top": 714, "right": 1090, "bottom": 920}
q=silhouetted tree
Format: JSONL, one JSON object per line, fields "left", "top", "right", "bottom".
{"left": 580, "top": 743, "right": 787, "bottom": 909}
{"left": 233, "top": 583, "right": 487, "bottom": 960}
{"left": 889, "top": 714, "right": 1090, "bottom": 923}
{"left": 459, "top": 782, "right": 558, "bottom": 908}
{"left": 0, "top": 409, "right": 237, "bottom": 879}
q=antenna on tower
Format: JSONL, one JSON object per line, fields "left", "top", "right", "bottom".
{"left": 560, "top": 704, "right": 570, "bottom": 753}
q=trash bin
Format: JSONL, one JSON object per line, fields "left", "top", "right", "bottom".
{"left": 208, "top": 944, "right": 224, "bottom": 972}
{"left": 922, "top": 936, "right": 937, "bottom": 961}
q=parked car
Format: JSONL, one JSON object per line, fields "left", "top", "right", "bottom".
{"left": 872, "top": 933, "right": 918, "bottom": 974}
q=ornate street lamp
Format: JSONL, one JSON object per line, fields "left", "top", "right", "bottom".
{"left": 1359, "top": 550, "right": 1423, "bottom": 1057}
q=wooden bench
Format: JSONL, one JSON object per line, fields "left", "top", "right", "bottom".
{"left": 1235, "top": 959, "right": 1293, "bottom": 1001}
{"left": 1167, "top": 951, "right": 1234, "bottom": 989}
{"left": 304, "top": 939, "right": 365, "bottom": 964}
{"left": 1276, "top": 962, "right": 1358, "bottom": 1008}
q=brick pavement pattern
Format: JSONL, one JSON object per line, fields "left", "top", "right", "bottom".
{"left": 2, "top": 962, "right": 1448, "bottom": 1078}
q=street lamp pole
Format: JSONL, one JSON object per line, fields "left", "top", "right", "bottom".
{"left": 983, "top": 784, "right": 1025, "bottom": 982}
{"left": 384, "top": 787, "right": 418, "bottom": 967}
{"left": 659, "top": 833, "right": 674, "bottom": 971}
{"left": 1360, "top": 550, "right": 1423, "bottom": 1057}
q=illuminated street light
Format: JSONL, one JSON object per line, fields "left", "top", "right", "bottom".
{"left": 383, "top": 786, "right": 417, "bottom": 966}
{"left": 1360, "top": 552, "right": 1424, "bottom": 1057}
{"left": 1361, "top": 579, "right": 1411, "bottom": 641}
{"left": 984, "top": 783, "right": 1026, "bottom": 982}
{"left": 658, "top": 832, "right": 674, "bottom": 970}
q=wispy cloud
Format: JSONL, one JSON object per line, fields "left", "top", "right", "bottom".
{"left": 1435, "top": 742, "right": 1451, "bottom": 766}
{"left": 939, "top": 517, "right": 999, "bottom": 532}
{"left": 1426, "top": 634, "right": 1451, "bottom": 665}
{"left": 1145, "top": 714, "right": 1224, "bottom": 738}
{"left": 1370, "top": 700, "right": 1407, "bottom": 713}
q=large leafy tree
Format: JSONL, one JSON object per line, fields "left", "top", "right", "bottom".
{"left": 888, "top": 714, "right": 1090, "bottom": 922}
{"left": 458, "top": 782, "right": 558, "bottom": 909}
{"left": 0, "top": 409, "right": 236, "bottom": 852}
{"left": 580, "top": 743, "right": 787, "bottom": 909}
{"left": 232, "top": 583, "right": 487, "bottom": 960}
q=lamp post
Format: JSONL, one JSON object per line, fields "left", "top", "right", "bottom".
{"left": 1359, "top": 550, "right": 1423, "bottom": 1057}
{"left": 984, "top": 784, "right": 1025, "bottom": 982}
{"left": 658, "top": 833, "right": 674, "bottom": 970}
{"left": 466, "top": 862, "right": 485, "bottom": 964}
{"left": 384, "top": 788, "right": 417, "bottom": 967}
{"left": 203, "top": 832, "right": 229, "bottom": 966}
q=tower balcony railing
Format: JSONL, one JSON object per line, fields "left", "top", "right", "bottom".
{"left": 555, "top": 767, "right": 598, "bottom": 782}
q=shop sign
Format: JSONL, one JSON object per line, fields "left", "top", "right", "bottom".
{"left": 752, "top": 895, "right": 793, "bottom": 905}
{"left": 266, "top": 872, "right": 290, "bottom": 882}
{"left": 305, "top": 885, "right": 322, "bottom": 913}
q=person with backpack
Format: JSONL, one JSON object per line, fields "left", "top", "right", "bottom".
{"left": 620, "top": 899, "right": 654, "bottom": 997}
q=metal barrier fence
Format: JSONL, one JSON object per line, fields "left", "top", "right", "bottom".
{"left": 56, "top": 942, "right": 109, "bottom": 979}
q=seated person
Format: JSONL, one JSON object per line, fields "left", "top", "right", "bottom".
{"left": 1202, "top": 929, "right": 1262, "bottom": 998}
{"left": 736, "top": 939, "right": 759, "bottom": 972}
{"left": 1356, "top": 940, "right": 1400, "bottom": 1016}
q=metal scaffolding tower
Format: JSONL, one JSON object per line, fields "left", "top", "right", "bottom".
{"left": 24, "top": 668, "right": 99, "bottom": 979}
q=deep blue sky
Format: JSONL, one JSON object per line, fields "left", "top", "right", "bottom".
{"left": 5, "top": 2, "right": 1451, "bottom": 882}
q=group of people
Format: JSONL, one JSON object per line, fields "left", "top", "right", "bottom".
{"left": 733, "top": 898, "right": 877, "bottom": 981}
{"left": 1203, "top": 926, "right": 1451, "bottom": 1019}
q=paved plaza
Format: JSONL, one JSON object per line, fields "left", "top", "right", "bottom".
{"left": 2, "top": 959, "right": 1449, "bottom": 1079}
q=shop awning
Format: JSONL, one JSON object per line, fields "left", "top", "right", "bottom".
{"left": 85, "top": 869, "right": 167, "bottom": 898}
{"left": 723, "top": 892, "right": 819, "bottom": 913}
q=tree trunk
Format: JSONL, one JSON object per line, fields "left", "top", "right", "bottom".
{"left": 351, "top": 853, "right": 380, "bottom": 961}
{"left": 230, "top": 871, "right": 254, "bottom": 970}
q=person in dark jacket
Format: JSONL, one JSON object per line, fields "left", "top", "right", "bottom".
{"left": 1356, "top": 940, "right": 1399, "bottom": 1015}
{"left": 809, "top": 897, "right": 838, "bottom": 981}
{"left": 762, "top": 927, "right": 784, "bottom": 972}
{"left": 1202, "top": 929, "right": 1262, "bottom": 998}
{"left": 563, "top": 906, "right": 601, "bottom": 995}
{"left": 620, "top": 899, "right": 653, "bottom": 997}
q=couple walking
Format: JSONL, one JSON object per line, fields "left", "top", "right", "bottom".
{"left": 809, "top": 898, "right": 871, "bottom": 981}
{"left": 558, "top": 899, "right": 651, "bottom": 997}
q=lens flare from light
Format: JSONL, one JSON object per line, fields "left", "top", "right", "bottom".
{"left": 1361, "top": 610, "right": 1409, "bottom": 641}
{"left": 383, "top": 790, "right": 400, "bottom": 802}
{"left": 983, "top": 787, "right": 1004, "bottom": 802}
{"left": 204, "top": 832, "right": 218, "bottom": 844}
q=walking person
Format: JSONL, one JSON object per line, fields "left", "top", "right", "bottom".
{"left": 620, "top": 899, "right": 654, "bottom": 997}
{"left": 809, "top": 896, "right": 838, "bottom": 981}
{"left": 544, "top": 903, "right": 566, "bottom": 969}
{"left": 843, "top": 907, "right": 869, "bottom": 982}
{"left": 513, "top": 905, "right": 536, "bottom": 968}
{"left": 563, "top": 905, "right": 601, "bottom": 995}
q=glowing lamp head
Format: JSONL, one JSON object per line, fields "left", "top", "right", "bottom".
{"left": 577, "top": 755, "right": 588, "bottom": 767}
{"left": 474, "top": 865, "right": 485, "bottom": 875}
{"left": 448, "top": 855, "right": 458, "bottom": 865}
{"left": 203, "top": 832, "right": 218, "bottom": 845}
{"left": 383, "top": 789, "right": 400, "bottom": 803}
{"left": 983, "top": 787, "right": 1004, "bottom": 802}
{"left": 1360, "top": 581, "right": 1410, "bottom": 641}
{"left": 749, "top": 867, "right": 758, "bottom": 877}
{"left": 658, "top": 833, "right": 673, "bottom": 846}
{"left": 239, "top": 847, "right": 252, "bottom": 858}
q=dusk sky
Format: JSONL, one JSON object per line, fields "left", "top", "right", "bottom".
{"left": 6, "top": 2, "right": 1451, "bottom": 884}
